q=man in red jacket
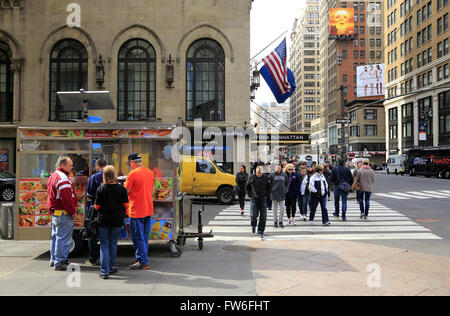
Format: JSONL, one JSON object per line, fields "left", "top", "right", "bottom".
{"left": 47, "top": 156, "right": 78, "bottom": 271}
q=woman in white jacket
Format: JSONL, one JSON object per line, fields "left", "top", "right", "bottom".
{"left": 308, "top": 165, "right": 331, "bottom": 226}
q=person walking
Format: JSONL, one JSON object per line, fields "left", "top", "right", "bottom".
{"left": 124, "top": 153, "right": 154, "bottom": 270}
{"left": 298, "top": 167, "right": 310, "bottom": 221}
{"left": 356, "top": 159, "right": 375, "bottom": 219}
{"left": 264, "top": 164, "right": 273, "bottom": 210}
{"left": 285, "top": 163, "right": 301, "bottom": 225}
{"left": 329, "top": 159, "right": 354, "bottom": 221}
{"left": 47, "top": 156, "right": 78, "bottom": 271}
{"left": 235, "top": 165, "right": 249, "bottom": 216}
{"left": 308, "top": 165, "right": 331, "bottom": 226}
{"left": 85, "top": 158, "right": 107, "bottom": 267}
{"left": 268, "top": 165, "right": 289, "bottom": 228}
{"left": 246, "top": 166, "right": 271, "bottom": 240}
{"left": 323, "top": 164, "right": 332, "bottom": 201}
{"left": 93, "top": 166, "right": 129, "bottom": 279}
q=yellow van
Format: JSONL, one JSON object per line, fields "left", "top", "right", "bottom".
{"left": 178, "top": 156, "right": 236, "bottom": 204}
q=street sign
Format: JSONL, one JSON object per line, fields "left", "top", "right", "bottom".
{"left": 252, "top": 132, "right": 311, "bottom": 144}
{"left": 336, "top": 119, "right": 351, "bottom": 124}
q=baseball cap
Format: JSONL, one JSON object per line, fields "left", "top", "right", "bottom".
{"left": 127, "top": 153, "right": 142, "bottom": 163}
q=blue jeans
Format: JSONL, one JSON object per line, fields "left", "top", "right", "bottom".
{"left": 357, "top": 191, "right": 372, "bottom": 216}
{"left": 250, "top": 199, "right": 267, "bottom": 234}
{"left": 130, "top": 217, "right": 151, "bottom": 265}
{"left": 309, "top": 195, "right": 330, "bottom": 224}
{"left": 334, "top": 188, "right": 348, "bottom": 218}
{"left": 98, "top": 226, "right": 123, "bottom": 276}
{"left": 50, "top": 214, "right": 74, "bottom": 266}
{"left": 298, "top": 194, "right": 309, "bottom": 216}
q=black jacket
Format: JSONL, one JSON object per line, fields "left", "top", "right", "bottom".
{"left": 94, "top": 184, "right": 128, "bottom": 227}
{"left": 329, "top": 165, "right": 353, "bottom": 186}
{"left": 235, "top": 172, "right": 249, "bottom": 191}
{"left": 246, "top": 174, "right": 270, "bottom": 200}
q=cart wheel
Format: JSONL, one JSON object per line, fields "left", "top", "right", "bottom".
{"left": 198, "top": 239, "right": 203, "bottom": 250}
{"left": 169, "top": 243, "right": 182, "bottom": 257}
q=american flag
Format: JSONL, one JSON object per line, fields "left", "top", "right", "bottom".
{"left": 262, "top": 38, "right": 291, "bottom": 95}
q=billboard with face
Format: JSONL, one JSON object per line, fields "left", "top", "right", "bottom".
{"left": 357, "top": 64, "right": 385, "bottom": 98}
{"left": 329, "top": 8, "right": 355, "bottom": 36}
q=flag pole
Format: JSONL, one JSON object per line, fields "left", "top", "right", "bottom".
{"left": 250, "top": 30, "right": 288, "bottom": 66}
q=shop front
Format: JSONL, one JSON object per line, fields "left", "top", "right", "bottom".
{"left": 15, "top": 123, "right": 178, "bottom": 254}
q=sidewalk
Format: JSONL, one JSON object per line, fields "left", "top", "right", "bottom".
{"left": 0, "top": 238, "right": 448, "bottom": 295}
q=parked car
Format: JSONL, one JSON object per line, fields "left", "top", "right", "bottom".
{"left": 178, "top": 156, "right": 236, "bottom": 204}
{"left": 0, "top": 169, "right": 15, "bottom": 201}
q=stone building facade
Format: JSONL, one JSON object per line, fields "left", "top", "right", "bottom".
{"left": 0, "top": 0, "right": 252, "bottom": 173}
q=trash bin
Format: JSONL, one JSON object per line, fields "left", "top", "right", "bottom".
{"left": 0, "top": 203, "right": 14, "bottom": 240}
{"left": 182, "top": 195, "right": 193, "bottom": 227}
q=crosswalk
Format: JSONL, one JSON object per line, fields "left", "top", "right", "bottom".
{"left": 205, "top": 201, "right": 441, "bottom": 241}
{"left": 374, "top": 190, "right": 450, "bottom": 200}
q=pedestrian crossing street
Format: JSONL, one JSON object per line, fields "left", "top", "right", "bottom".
{"left": 375, "top": 190, "right": 450, "bottom": 200}
{"left": 205, "top": 201, "right": 441, "bottom": 241}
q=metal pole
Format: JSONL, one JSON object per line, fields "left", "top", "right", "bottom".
{"left": 339, "top": 85, "right": 346, "bottom": 161}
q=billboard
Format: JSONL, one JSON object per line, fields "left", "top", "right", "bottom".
{"left": 356, "top": 64, "right": 385, "bottom": 98}
{"left": 329, "top": 8, "right": 355, "bottom": 36}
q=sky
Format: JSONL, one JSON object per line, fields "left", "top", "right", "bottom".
{"left": 250, "top": 0, "right": 306, "bottom": 107}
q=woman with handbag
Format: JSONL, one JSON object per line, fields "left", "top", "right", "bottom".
{"left": 356, "top": 159, "right": 375, "bottom": 219}
{"left": 94, "top": 165, "right": 129, "bottom": 279}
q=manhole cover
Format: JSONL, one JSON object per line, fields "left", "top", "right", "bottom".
{"left": 223, "top": 245, "right": 256, "bottom": 252}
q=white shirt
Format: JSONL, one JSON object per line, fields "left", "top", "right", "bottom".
{"left": 300, "top": 175, "right": 309, "bottom": 195}
{"left": 308, "top": 173, "right": 329, "bottom": 196}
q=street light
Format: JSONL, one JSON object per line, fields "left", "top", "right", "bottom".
{"left": 250, "top": 63, "right": 260, "bottom": 100}
{"left": 95, "top": 55, "right": 105, "bottom": 88}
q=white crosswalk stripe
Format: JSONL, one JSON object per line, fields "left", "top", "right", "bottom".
{"left": 205, "top": 201, "right": 441, "bottom": 241}
{"left": 375, "top": 190, "right": 450, "bottom": 200}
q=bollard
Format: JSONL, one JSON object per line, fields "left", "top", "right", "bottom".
{"left": 0, "top": 203, "right": 14, "bottom": 240}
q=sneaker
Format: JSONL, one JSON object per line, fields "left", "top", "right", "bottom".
{"left": 364, "top": 215, "right": 368, "bottom": 219}
{"left": 279, "top": 221, "right": 284, "bottom": 228}
{"left": 360, "top": 213, "right": 365, "bottom": 219}
{"left": 323, "top": 222, "right": 331, "bottom": 226}
{"left": 109, "top": 268, "right": 118, "bottom": 275}
{"left": 274, "top": 222, "right": 278, "bottom": 228}
{"left": 302, "top": 215, "right": 307, "bottom": 221}
{"left": 260, "top": 234, "right": 265, "bottom": 241}
{"left": 288, "top": 220, "right": 292, "bottom": 225}
{"left": 85, "top": 260, "right": 99, "bottom": 266}
{"left": 292, "top": 220, "right": 297, "bottom": 226}
{"left": 54, "top": 263, "right": 68, "bottom": 271}
{"left": 129, "top": 262, "right": 150, "bottom": 270}
{"left": 342, "top": 217, "right": 347, "bottom": 221}
{"left": 333, "top": 213, "right": 339, "bottom": 217}
{"left": 241, "top": 210, "right": 245, "bottom": 216}
{"left": 251, "top": 226, "right": 256, "bottom": 234}
{"left": 99, "top": 274, "right": 108, "bottom": 280}
{"left": 49, "top": 261, "right": 54, "bottom": 267}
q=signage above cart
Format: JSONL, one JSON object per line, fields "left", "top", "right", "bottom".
{"left": 20, "top": 128, "right": 173, "bottom": 139}
{"left": 252, "top": 132, "right": 311, "bottom": 144}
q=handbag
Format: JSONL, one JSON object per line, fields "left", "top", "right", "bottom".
{"left": 80, "top": 205, "right": 99, "bottom": 239}
{"left": 352, "top": 176, "right": 361, "bottom": 191}
{"left": 337, "top": 170, "right": 352, "bottom": 194}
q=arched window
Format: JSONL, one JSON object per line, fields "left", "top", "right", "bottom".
{"left": 49, "top": 39, "right": 88, "bottom": 121}
{"left": 0, "top": 41, "right": 13, "bottom": 122}
{"left": 186, "top": 39, "right": 225, "bottom": 121}
{"left": 118, "top": 39, "right": 156, "bottom": 121}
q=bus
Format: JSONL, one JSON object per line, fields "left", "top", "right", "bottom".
{"left": 405, "top": 148, "right": 450, "bottom": 179}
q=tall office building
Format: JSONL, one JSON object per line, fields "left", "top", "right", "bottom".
{"left": 289, "top": 0, "right": 321, "bottom": 155}
{"left": 384, "top": 0, "right": 450, "bottom": 157}
{"left": 318, "top": 0, "right": 385, "bottom": 162}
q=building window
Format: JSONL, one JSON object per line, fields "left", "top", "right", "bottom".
{"left": 390, "top": 125, "right": 398, "bottom": 139}
{"left": 389, "top": 108, "right": 398, "bottom": 121}
{"left": 0, "top": 42, "right": 13, "bottom": 122}
{"left": 364, "top": 109, "right": 377, "bottom": 120}
{"left": 186, "top": 39, "right": 225, "bottom": 122}
{"left": 118, "top": 39, "right": 156, "bottom": 121}
{"left": 49, "top": 39, "right": 88, "bottom": 121}
{"left": 364, "top": 125, "right": 378, "bottom": 136}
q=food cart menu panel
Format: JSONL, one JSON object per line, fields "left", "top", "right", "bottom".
{"left": 18, "top": 179, "right": 85, "bottom": 228}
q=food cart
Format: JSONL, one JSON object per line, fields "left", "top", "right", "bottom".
{"left": 15, "top": 122, "right": 188, "bottom": 257}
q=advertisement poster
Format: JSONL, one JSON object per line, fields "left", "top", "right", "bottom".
{"left": 329, "top": 8, "right": 355, "bottom": 36}
{"left": 18, "top": 179, "right": 85, "bottom": 228}
{"left": 0, "top": 149, "right": 9, "bottom": 170}
{"left": 357, "top": 64, "right": 385, "bottom": 98}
